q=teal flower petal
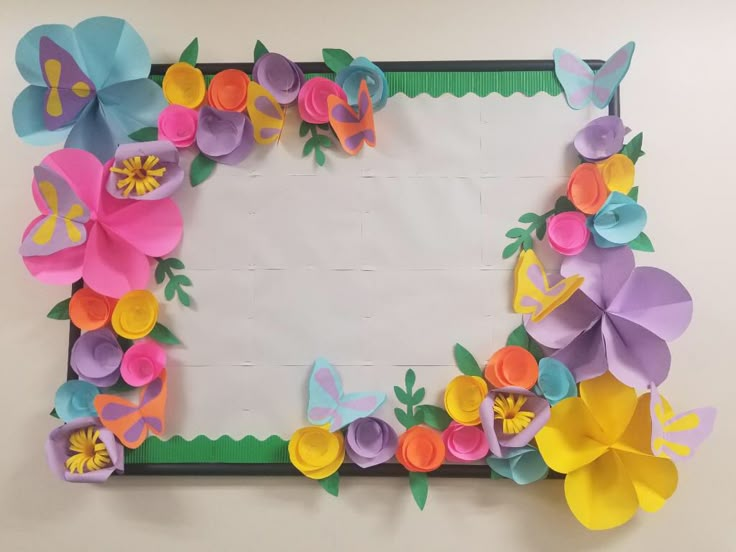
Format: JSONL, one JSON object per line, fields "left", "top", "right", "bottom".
{"left": 535, "top": 357, "right": 577, "bottom": 405}
{"left": 590, "top": 192, "right": 647, "bottom": 248}
{"left": 16, "top": 24, "right": 82, "bottom": 86}
{"left": 336, "top": 57, "right": 389, "bottom": 110}
{"left": 64, "top": 101, "right": 116, "bottom": 161}
{"left": 98, "top": 78, "right": 167, "bottom": 141}
{"left": 13, "top": 85, "right": 72, "bottom": 145}
{"left": 487, "top": 446, "right": 549, "bottom": 485}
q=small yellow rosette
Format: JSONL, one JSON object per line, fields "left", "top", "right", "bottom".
{"left": 597, "top": 153, "right": 635, "bottom": 194}
{"left": 162, "top": 62, "right": 206, "bottom": 109}
{"left": 111, "top": 290, "right": 159, "bottom": 340}
{"left": 288, "top": 426, "right": 345, "bottom": 480}
{"left": 444, "top": 375, "right": 488, "bottom": 426}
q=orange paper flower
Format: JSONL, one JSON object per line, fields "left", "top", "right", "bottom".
{"left": 484, "top": 346, "right": 539, "bottom": 390}
{"left": 69, "top": 287, "right": 115, "bottom": 331}
{"left": 207, "top": 69, "right": 250, "bottom": 112}
{"left": 566, "top": 163, "right": 609, "bottom": 214}
{"left": 395, "top": 426, "right": 445, "bottom": 472}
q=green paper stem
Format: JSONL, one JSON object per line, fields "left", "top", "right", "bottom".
{"left": 179, "top": 38, "right": 199, "bottom": 66}
{"left": 322, "top": 48, "right": 353, "bottom": 73}
{"left": 155, "top": 257, "right": 193, "bottom": 307}
{"left": 318, "top": 472, "right": 340, "bottom": 496}
{"left": 47, "top": 297, "right": 71, "bottom": 320}
{"left": 393, "top": 369, "right": 424, "bottom": 429}
{"left": 190, "top": 153, "right": 216, "bottom": 187}
{"left": 453, "top": 343, "right": 482, "bottom": 376}
{"left": 621, "top": 132, "right": 645, "bottom": 164}
{"left": 254, "top": 40, "right": 268, "bottom": 62}
{"left": 128, "top": 127, "right": 159, "bottom": 142}
{"left": 300, "top": 121, "right": 332, "bottom": 166}
{"left": 409, "top": 472, "right": 429, "bottom": 510}
{"left": 148, "top": 322, "right": 181, "bottom": 345}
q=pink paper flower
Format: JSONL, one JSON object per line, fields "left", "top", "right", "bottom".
{"left": 442, "top": 422, "right": 489, "bottom": 462}
{"left": 121, "top": 340, "right": 166, "bottom": 387}
{"left": 547, "top": 211, "right": 590, "bottom": 256}
{"left": 21, "top": 149, "right": 182, "bottom": 298}
{"left": 158, "top": 105, "right": 198, "bottom": 148}
{"left": 298, "top": 78, "right": 347, "bottom": 124}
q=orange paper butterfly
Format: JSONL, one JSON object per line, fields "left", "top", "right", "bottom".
{"left": 327, "top": 79, "right": 376, "bottom": 155}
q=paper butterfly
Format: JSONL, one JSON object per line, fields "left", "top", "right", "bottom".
{"left": 246, "top": 81, "right": 285, "bottom": 145}
{"left": 39, "top": 36, "right": 96, "bottom": 130}
{"left": 553, "top": 41, "right": 635, "bottom": 110}
{"left": 19, "top": 165, "right": 90, "bottom": 257}
{"left": 94, "top": 371, "right": 167, "bottom": 449}
{"left": 307, "top": 358, "right": 385, "bottom": 431}
{"left": 327, "top": 79, "right": 376, "bottom": 155}
{"left": 513, "top": 249, "right": 583, "bottom": 322}
{"left": 649, "top": 384, "right": 716, "bottom": 462}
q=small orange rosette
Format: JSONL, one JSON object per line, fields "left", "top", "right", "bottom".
{"left": 566, "top": 163, "right": 609, "bottom": 214}
{"left": 395, "top": 425, "right": 445, "bottom": 473}
{"left": 206, "top": 69, "right": 250, "bottom": 112}
{"left": 69, "top": 287, "right": 116, "bottom": 331}
{"left": 484, "top": 346, "right": 539, "bottom": 390}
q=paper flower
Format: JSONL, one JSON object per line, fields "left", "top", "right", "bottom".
{"left": 54, "top": 380, "right": 99, "bottom": 422}
{"left": 207, "top": 69, "right": 250, "bottom": 112}
{"left": 158, "top": 105, "right": 198, "bottom": 148}
{"left": 444, "top": 375, "right": 488, "bottom": 425}
{"left": 288, "top": 425, "right": 345, "bottom": 479}
{"left": 298, "top": 77, "right": 347, "bottom": 124}
{"left": 525, "top": 243, "right": 692, "bottom": 387}
{"left": 107, "top": 141, "right": 185, "bottom": 200}
{"left": 111, "top": 290, "right": 159, "bottom": 340}
{"left": 162, "top": 62, "right": 206, "bottom": 108}
{"left": 588, "top": 192, "right": 647, "bottom": 248}
{"left": 70, "top": 328, "right": 123, "bottom": 387}
{"left": 547, "top": 211, "right": 590, "bottom": 256}
{"left": 336, "top": 57, "right": 389, "bottom": 110}
{"left": 573, "top": 116, "right": 627, "bottom": 161}
{"left": 487, "top": 446, "right": 549, "bottom": 485}
{"left": 69, "top": 287, "right": 115, "bottom": 331}
{"left": 46, "top": 416, "right": 124, "bottom": 482}
{"left": 13, "top": 16, "right": 167, "bottom": 161}
{"left": 442, "top": 422, "right": 489, "bottom": 462}
{"left": 566, "top": 163, "right": 608, "bottom": 214}
{"left": 196, "top": 106, "right": 256, "bottom": 165}
{"left": 345, "top": 417, "right": 398, "bottom": 468}
{"left": 534, "top": 358, "right": 577, "bottom": 406}
{"left": 536, "top": 372, "right": 678, "bottom": 530}
{"left": 484, "top": 346, "right": 539, "bottom": 390}
{"left": 597, "top": 153, "right": 635, "bottom": 194}
{"left": 120, "top": 340, "right": 166, "bottom": 387}
{"left": 479, "top": 388, "right": 550, "bottom": 457}
{"left": 395, "top": 426, "right": 445, "bottom": 472}
{"left": 252, "top": 52, "right": 304, "bottom": 105}
{"left": 20, "top": 149, "right": 182, "bottom": 298}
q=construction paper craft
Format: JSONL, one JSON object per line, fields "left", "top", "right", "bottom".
{"left": 157, "top": 105, "right": 198, "bottom": 148}
{"left": 107, "top": 141, "right": 184, "bottom": 200}
{"left": 246, "top": 82, "right": 285, "bottom": 145}
{"left": 298, "top": 77, "right": 347, "bottom": 124}
{"left": 597, "top": 153, "right": 635, "bottom": 193}
{"left": 69, "top": 287, "right": 115, "bottom": 331}
{"left": 328, "top": 79, "right": 376, "bottom": 155}
{"left": 588, "top": 192, "right": 647, "bottom": 248}
{"left": 162, "top": 62, "right": 206, "bottom": 108}
{"left": 307, "top": 358, "right": 386, "bottom": 431}
{"left": 479, "top": 388, "right": 550, "bottom": 457}
{"left": 512, "top": 248, "right": 584, "bottom": 322}
{"left": 94, "top": 371, "right": 167, "bottom": 449}
{"left": 13, "top": 16, "right": 166, "bottom": 161}
{"left": 252, "top": 52, "right": 304, "bottom": 105}
{"left": 534, "top": 358, "right": 577, "bottom": 406}
{"left": 19, "top": 165, "right": 89, "bottom": 257}
{"left": 484, "top": 346, "right": 539, "bottom": 390}
{"left": 70, "top": 328, "right": 123, "bottom": 387}
{"left": 566, "top": 163, "right": 609, "bottom": 214}
{"left": 553, "top": 42, "right": 635, "bottom": 110}
{"left": 547, "top": 211, "right": 590, "bottom": 256}
{"left": 196, "top": 106, "right": 255, "bottom": 165}
{"left": 288, "top": 425, "right": 345, "bottom": 479}
{"left": 111, "top": 290, "right": 159, "bottom": 340}
{"left": 120, "top": 340, "right": 166, "bottom": 387}
{"left": 207, "top": 69, "right": 250, "bottom": 112}
{"left": 525, "top": 243, "right": 693, "bottom": 387}
{"left": 536, "top": 372, "right": 677, "bottom": 530}
{"left": 442, "top": 422, "right": 489, "bottom": 462}
{"left": 487, "top": 446, "right": 549, "bottom": 484}
{"left": 444, "top": 375, "right": 488, "bottom": 425}
{"left": 574, "top": 116, "right": 627, "bottom": 161}
{"left": 345, "top": 417, "right": 397, "bottom": 468}
{"left": 649, "top": 385, "right": 716, "bottom": 462}
{"left": 54, "top": 380, "right": 99, "bottom": 422}
{"left": 335, "top": 57, "right": 388, "bottom": 110}
{"left": 395, "top": 425, "right": 445, "bottom": 472}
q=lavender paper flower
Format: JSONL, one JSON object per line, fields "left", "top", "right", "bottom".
{"left": 345, "top": 417, "right": 397, "bottom": 468}
{"left": 524, "top": 243, "right": 693, "bottom": 388}
{"left": 479, "top": 388, "right": 550, "bottom": 457}
{"left": 252, "top": 52, "right": 304, "bottom": 105}
{"left": 574, "top": 116, "right": 627, "bottom": 161}
{"left": 196, "top": 106, "right": 255, "bottom": 165}
{"left": 106, "top": 140, "right": 184, "bottom": 200}
{"left": 70, "top": 328, "right": 122, "bottom": 387}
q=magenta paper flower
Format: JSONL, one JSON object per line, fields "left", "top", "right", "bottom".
{"left": 479, "top": 388, "right": 550, "bottom": 457}
{"left": 525, "top": 243, "right": 692, "bottom": 388}
{"left": 20, "top": 148, "right": 182, "bottom": 298}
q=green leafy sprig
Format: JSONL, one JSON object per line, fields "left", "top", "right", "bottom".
{"left": 393, "top": 369, "right": 425, "bottom": 429}
{"left": 502, "top": 196, "right": 576, "bottom": 259}
{"left": 300, "top": 122, "right": 332, "bottom": 166}
{"left": 155, "top": 257, "right": 193, "bottom": 307}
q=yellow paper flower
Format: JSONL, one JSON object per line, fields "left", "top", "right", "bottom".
{"left": 162, "top": 62, "right": 206, "bottom": 108}
{"left": 111, "top": 290, "right": 159, "bottom": 340}
{"left": 597, "top": 153, "right": 635, "bottom": 194}
{"left": 444, "top": 375, "right": 488, "bottom": 426}
{"left": 289, "top": 426, "right": 345, "bottom": 479}
{"left": 535, "top": 372, "right": 678, "bottom": 530}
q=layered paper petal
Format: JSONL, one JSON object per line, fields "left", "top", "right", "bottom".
{"left": 551, "top": 319, "right": 608, "bottom": 382}
{"left": 102, "top": 198, "right": 183, "bottom": 257}
{"left": 524, "top": 285, "right": 602, "bottom": 349}
{"left": 616, "top": 451, "right": 678, "bottom": 513}
{"left": 579, "top": 371, "right": 637, "bottom": 444}
{"left": 561, "top": 242, "right": 634, "bottom": 309}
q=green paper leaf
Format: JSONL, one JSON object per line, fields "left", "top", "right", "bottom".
{"left": 166, "top": 258, "right": 185, "bottom": 270}
{"left": 190, "top": 153, "right": 216, "bottom": 187}
{"left": 316, "top": 135, "right": 331, "bottom": 148}
{"left": 521, "top": 235, "right": 533, "bottom": 250}
{"left": 164, "top": 280, "right": 177, "bottom": 301}
{"left": 502, "top": 241, "right": 521, "bottom": 260}
{"left": 628, "top": 232, "right": 654, "bottom": 252}
{"left": 411, "top": 388, "right": 426, "bottom": 405}
{"left": 101, "top": 379, "right": 136, "bottom": 394}
{"left": 303, "top": 139, "right": 315, "bottom": 156}
{"left": 535, "top": 220, "right": 547, "bottom": 241}
{"left": 453, "top": 343, "right": 482, "bottom": 376}
{"left": 50, "top": 408, "right": 59, "bottom": 419}
{"left": 173, "top": 274, "right": 192, "bottom": 287}
{"left": 149, "top": 322, "right": 181, "bottom": 345}
{"left": 505, "top": 228, "right": 523, "bottom": 239}
{"left": 518, "top": 212, "right": 540, "bottom": 224}
{"left": 154, "top": 261, "right": 167, "bottom": 284}
{"left": 314, "top": 147, "right": 326, "bottom": 167}
{"left": 529, "top": 340, "right": 545, "bottom": 362}
{"left": 627, "top": 186, "right": 639, "bottom": 201}
{"left": 394, "top": 385, "right": 410, "bottom": 404}
{"left": 299, "top": 121, "right": 311, "bottom": 138}
{"left": 409, "top": 472, "right": 429, "bottom": 510}
{"left": 415, "top": 405, "right": 452, "bottom": 431}
{"left": 394, "top": 407, "right": 413, "bottom": 429}
{"left": 554, "top": 196, "right": 577, "bottom": 213}
{"left": 254, "top": 40, "right": 268, "bottom": 61}
{"left": 128, "top": 127, "right": 159, "bottom": 142}
{"left": 317, "top": 123, "right": 330, "bottom": 131}
{"left": 621, "top": 132, "right": 645, "bottom": 164}
{"left": 404, "top": 369, "right": 416, "bottom": 390}
{"left": 506, "top": 324, "right": 530, "bottom": 348}
{"left": 322, "top": 48, "right": 354, "bottom": 73}
{"left": 318, "top": 472, "right": 340, "bottom": 496}
{"left": 47, "top": 298, "right": 71, "bottom": 320}
{"left": 179, "top": 38, "right": 199, "bottom": 66}
{"left": 176, "top": 287, "right": 192, "bottom": 307}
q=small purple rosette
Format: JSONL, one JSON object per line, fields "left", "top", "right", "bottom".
{"left": 196, "top": 106, "right": 255, "bottom": 165}
{"left": 252, "top": 52, "right": 305, "bottom": 105}
{"left": 574, "top": 115, "right": 627, "bottom": 161}
{"left": 70, "top": 328, "right": 122, "bottom": 387}
{"left": 345, "top": 417, "right": 398, "bottom": 468}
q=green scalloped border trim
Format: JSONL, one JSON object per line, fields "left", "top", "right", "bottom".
{"left": 150, "top": 70, "right": 562, "bottom": 98}
{"left": 124, "top": 435, "right": 289, "bottom": 464}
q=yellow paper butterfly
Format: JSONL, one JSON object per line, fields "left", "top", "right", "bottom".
{"left": 246, "top": 82, "right": 285, "bottom": 145}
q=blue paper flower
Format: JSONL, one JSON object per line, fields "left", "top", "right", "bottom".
{"left": 588, "top": 192, "right": 647, "bottom": 248}
{"left": 54, "top": 380, "right": 100, "bottom": 422}
{"left": 487, "top": 446, "right": 549, "bottom": 485}
{"left": 335, "top": 57, "right": 389, "bottom": 110}
{"left": 533, "top": 357, "right": 578, "bottom": 406}
{"left": 13, "top": 16, "right": 166, "bottom": 161}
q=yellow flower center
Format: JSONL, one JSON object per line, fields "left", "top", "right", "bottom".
{"left": 110, "top": 155, "right": 167, "bottom": 197}
{"left": 493, "top": 394, "right": 536, "bottom": 434}
{"left": 64, "top": 427, "right": 111, "bottom": 474}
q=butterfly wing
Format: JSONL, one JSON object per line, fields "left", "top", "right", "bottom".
{"left": 94, "top": 394, "right": 146, "bottom": 448}
{"left": 591, "top": 42, "right": 636, "bottom": 109}
{"left": 553, "top": 48, "right": 596, "bottom": 110}
{"left": 137, "top": 370, "right": 168, "bottom": 438}
{"left": 19, "top": 165, "right": 90, "bottom": 256}
{"left": 39, "top": 36, "right": 95, "bottom": 131}
{"left": 246, "top": 82, "right": 285, "bottom": 145}
{"left": 307, "top": 358, "right": 342, "bottom": 427}
{"left": 328, "top": 79, "right": 376, "bottom": 155}
{"left": 333, "top": 392, "right": 386, "bottom": 431}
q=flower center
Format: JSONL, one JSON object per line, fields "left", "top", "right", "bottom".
{"left": 110, "top": 155, "right": 167, "bottom": 197}
{"left": 493, "top": 394, "right": 536, "bottom": 434}
{"left": 64, "top": 426, "right": 111, "bottom": 474}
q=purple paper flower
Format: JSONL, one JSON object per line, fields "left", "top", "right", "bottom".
{"left": 196, "top": 106, "right": 255, "bottom": 166}
{"left": 479, "top": 388, "right": 550, "bottom": 457}
{"left": 525, "top": 243, "right": 693, "bottom": 387}
{"left": 252, "top": 52, "right": 305, "bottom": 105}
{"left": 106, "top": 140, "right": 184, "bottom": 200}
{"left": 46, "top": 417, "right": 124, "bottom": 482}
{"left": 70, "top": 328, "right": 122, "bottom": 387}
{"left": 574, "top": 116, "right": 627, "bottom": 161}
{"left": 345, "top": 417, "right": 397, "bottom": 468}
